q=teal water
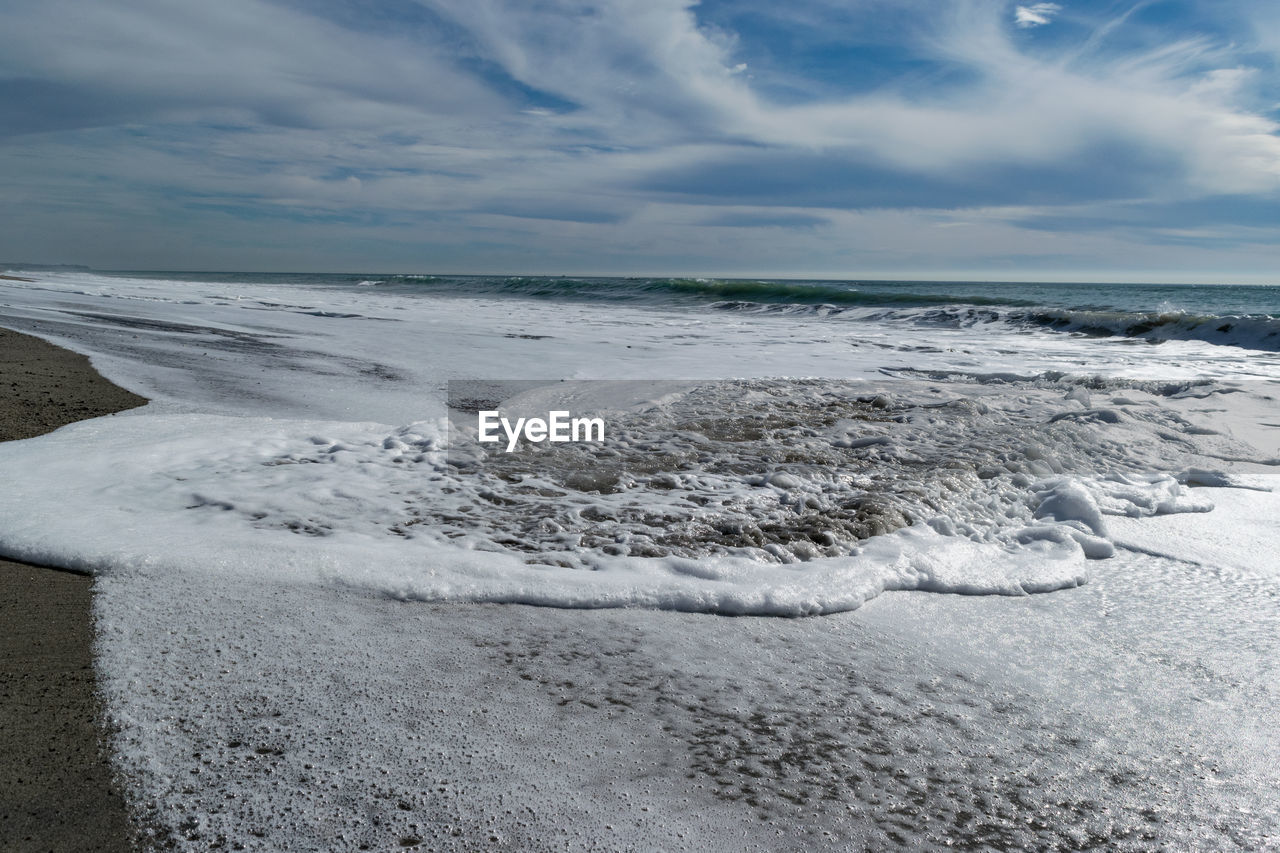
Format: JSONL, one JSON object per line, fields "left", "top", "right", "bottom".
{"left": 101, "top": 271, "right": 1280, "bottom": 315}
{"left": 63, "top": 271, "right": 1280, "bottom": 351}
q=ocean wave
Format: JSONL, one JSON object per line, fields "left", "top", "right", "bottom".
{"left": 658, "top": 278, "right": 1035, "bottom": 307}
{"left": 717, "top": 301, "right": 1280, "bottom": 352}
{"left": 322, "top": 274, "right": 1280, "bottom": 351}
{"left": 1016, "top": 308, "right": 1280, "bottom": 349}
{"left": 896, "top": 306, "right": 1280, "bottom": 351}
{"left": 387, "top": 274, "right": 1040, "bottom": 309}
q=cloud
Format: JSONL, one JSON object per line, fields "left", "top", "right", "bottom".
{"left": 1014, "top": 3, "right": 1062, "bottom": 28}
{"left": 1, "top": 0, "right": 1280, "bottom": 278}
{"left": 702, "top": 211, "right": 829, "bottom": 228}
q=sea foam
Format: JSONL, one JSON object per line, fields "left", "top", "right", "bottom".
{"left": 0, "top": 376, "right": 1259, "bottom": 615}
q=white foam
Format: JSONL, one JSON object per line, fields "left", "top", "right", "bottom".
{"left": 0, "top": 412, "right": 1090, "bottom": 617}
{"left": 0, "top": 375, "right": 1264, "bottom": 616}
{"left": 1109, "top": 477, "right": 1280, "bottom": 578}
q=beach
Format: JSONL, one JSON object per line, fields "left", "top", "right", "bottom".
{"left": 0, "top": 326, "right": 143, "bottom": 852}
{"left": 10, "top": 0, "right": 1280, "bottom": 847}
{"left": 1, "top": 271, "right": 1278, "bottom": 850}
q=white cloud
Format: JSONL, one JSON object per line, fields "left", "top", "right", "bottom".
{"left": 3, "top": 0, "right": 1280, "bottom": 275}
{"left": 1014, "top": 3, "right": 1062, "bottom": 28}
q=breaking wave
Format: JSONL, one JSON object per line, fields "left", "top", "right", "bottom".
{"left": 707, "top": 302, "right": 1280, "bottom": 352}
{"left": 382, "top": 275, "right": 1280, "bottom": 351}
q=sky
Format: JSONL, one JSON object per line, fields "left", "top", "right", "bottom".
{"left": 2, "top": 0, "right": 1280, "bottom": 281}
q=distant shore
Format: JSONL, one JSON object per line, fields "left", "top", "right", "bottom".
{"left": 0, "top": 324, "right": 146, "bottom": 852}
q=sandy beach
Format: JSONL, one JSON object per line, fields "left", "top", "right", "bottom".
{"left": 0, "top": 325, "right": 144, "bottom": 852}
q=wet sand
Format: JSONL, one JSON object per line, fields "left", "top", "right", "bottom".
{"left": 1, "top": 325, "right": 146, "bottom": 852}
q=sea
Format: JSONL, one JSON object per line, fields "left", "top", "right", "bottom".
{"left": 1, "top": 268, "right": 1279, "bottom": 849}
{"left": 96, "top": 270, "right": 1280, "bottom": 347}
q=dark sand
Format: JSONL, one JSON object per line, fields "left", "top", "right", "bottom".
{"left": 1, "top": 325, "right": 146, "bottom": 852}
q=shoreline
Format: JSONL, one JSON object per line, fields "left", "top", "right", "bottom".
{"left": 1, "top": 324, "right": 146, "bottom": 852}
{"left": 2, "top": 280, "right": 1278, "bottom": 848}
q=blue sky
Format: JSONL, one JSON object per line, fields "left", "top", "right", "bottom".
{"left": 2, "top": 0, "right": 1279, "bottom": 281}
